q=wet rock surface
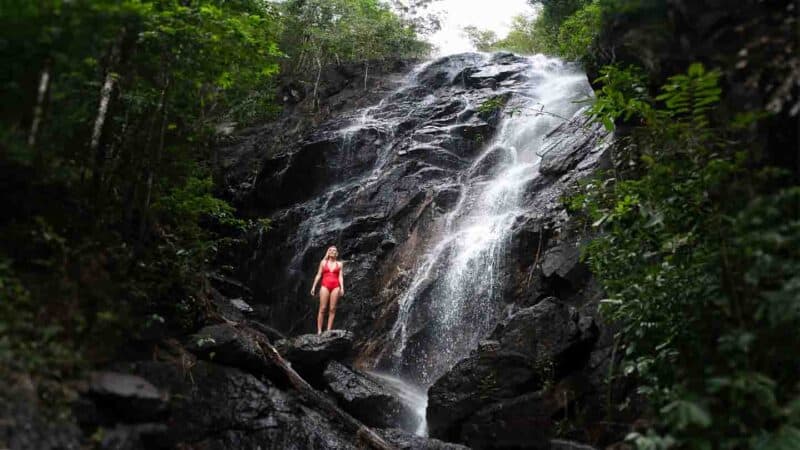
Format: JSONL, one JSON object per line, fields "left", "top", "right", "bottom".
{"left": 323, "top": 360, "right": 418, "bottom": 430}
{"left": 86, "top": 371, "right": 168, "bottom": 423}
{"left": 378, "top": 428, "right": 470, "bottom": 449}
{"left": 229, "top": 52, "right": 611, "bottom": 349}
{"left": 275, "top": 329, "right": 355, "bottom": 372}
{"left": 186, "top": 323, "right": 277, "bottom": 378}
{"left": 110, "top": 360, "right": 360, "bottom": 449}
{"left": 216, "top": 51, "right": 620, "bottom": 449}
{"left": 491, "top": 297, "right": 599, "bottom": 375}
{"left": 427, "top": 351, "right": 539, "bottom": 441}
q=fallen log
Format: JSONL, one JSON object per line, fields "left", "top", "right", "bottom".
{"left": 255, "top": 338, "right": 396, "bottom": 450}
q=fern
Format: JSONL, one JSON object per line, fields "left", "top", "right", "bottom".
{"left": 655, "top": 63, "right": 722, "bottom": 128}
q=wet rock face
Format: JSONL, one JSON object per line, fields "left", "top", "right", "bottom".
{"left": 377, "top": 428, "right": 470, "bottom": 450}
{"left": 86, "top": 371, "right": 168, "bottom": 423}
{"left": 186, "top": 323, "right": 277, "bottom": 378}
{"left": 114, "top": 360, "right": 361, "bottom": 449}
{"left": 274, "top": 329, "right": 355, "bottom": 372}
{"left": 237, "top": 53, "right": 533, "bottom": 337}
{"left": 232, "top": 52, "right": 609, "bottom": 362}
{"left": 491, "top": 297, "right": 599, "bottom": 376}
{"left": 323, "top": 360, "right": 418, "bottom": 430}
{"left": 426, "top": 351, "right": 539, "bottom": 441}
{"left": 426, "top": 298, "right": 604, "bottom": 446}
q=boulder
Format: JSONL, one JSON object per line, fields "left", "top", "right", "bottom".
{"left": 378, "top": 428, "right": 470, "bottom": 450}
{"left": 460, "top": 390, "right": 557, "bottom": 449}
{"left": 550, "top": 439, "right": 598, "bottom": 450}
{"left": 540, "top": 243, "right": 590, "bottom": 288}
{"left": 539, "top": 113, "right": 605, "bottom": 176}
{"left": 492, "top": 297, "right": 599, "bottom": 376}
{"left": 323, "top": 361, "right": 418, "bottom": 430}
{"left": 275, "top": 330, "right": 355, "bottom": 370}
{"left": 208, "top": 287, "right": 248, "bottom": 323}
{"left": 96, "top": 423, "right": 169, "bottom": 450}
{"left": 185, "top": 323, "right": 276, "bottom": 377}
{"left": 87, "top": 371, "right": 167, "bottom": 422}
{"left": 426, "top": 350, "right": 539, "bottom": 441}
{"left": 460, "top": 376, "right": 594, "bottom": 449}
{"left": 123, "top": 360, "right": 358, "bottom": 448}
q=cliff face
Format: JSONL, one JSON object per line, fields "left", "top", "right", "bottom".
{"left": 216, "top": 52, "right": 632, "bottom": 447}
{"left": 227, "top": 53, "right": 608, "bottom": 348}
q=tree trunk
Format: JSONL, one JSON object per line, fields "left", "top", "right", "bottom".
{"left": 137, "top": 78, "right": 169, "bottom": 244}
{"left": 91, "top": 29, "right": 126, "bottom": 195}
{"left": 28, "top": 61, "right": 51, "bottom": 150}
{"left": 255, "top": 339, "right": 396, "bottom": 450}
{"left": 313, "top": 55, "right": 322, "bottom": 110}
{"left": 363, "top": 60, "right": 369, "bottom": 90}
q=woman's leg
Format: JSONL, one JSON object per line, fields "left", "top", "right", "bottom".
{"left": 318, "top": 287, "right": 330, "bottom": 334}
{"left": 327, "top": 287, "right": 340, "bottom": 331}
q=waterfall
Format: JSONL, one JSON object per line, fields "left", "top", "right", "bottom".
{"left": 375, "top": 53, "right": 594, "bottom": 434}
{"left": 252, "top": 51, "right": 595, "bottom": 436}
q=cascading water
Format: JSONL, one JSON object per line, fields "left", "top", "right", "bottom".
{"left": 378, "top": 54, "right": 594, "bottom": 434}
{"left": 253, "top": 51, "right": 595, "bottom": 436}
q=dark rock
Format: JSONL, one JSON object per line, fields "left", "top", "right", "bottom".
{"left": 460, "top": 376, "right": 594, "bottom": 449}
{"left": 491, "top": 298, "right": 599, "bottom": 375}
{"left": 469, "top": 145, "right": 513, "bottom": 178}
{"left": 539, "top": 113, "right": 606, "bottom": 176}
{"left": 540, "top": 242, "right": 590, "bottom": 288}
{"left": 185, "top": 323, "right": 277, "bottom": 378}
{"left": 550, "top": 439, "right": 598, "bottom": 450}
{"left": 275, "top": 330, "right": 355, "bottom": 370}
{"left": 98, "top": 423, "right": 169, "bottom": 450}
{"left": 87, "top": 371, "right": 167, "bottom": 422}
{"left": 0, "top": 377, "right": 82, "bottom": 450}
{"left": 426, "top": 351, "right": 538, "bottom": 441}
{"left": 460, "top": 390, "right": 557, "bottom": 449}
{"left": 229, "top": 298, "right": 254, "bottom": 313}
{"left": 378, "top": 428, "right": 470, "bottom": 449}
{"left": 208, "top": 272, "right": 253, "bottom": 299}
{"left": 323, "top": 361, "right": 418, "bottom": 430}
{"left": 208, "top": 287, "right": 247, "bottom": 323}
{"left": 249, "top": 319, "right": 288, "bottom": 341}
{"left": 123, "top": 360, "right": 358, "bottom": 447}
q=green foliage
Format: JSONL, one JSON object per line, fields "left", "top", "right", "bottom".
{"left": 587, "top": 65, "right": 651, "bottom": 130}
{"left": 463, "top": 25, "right": 500, "bottom": 52}
{"left": 569, "top": 62, "right": 800, "bottom": 448}
{"left": 279, "top": 0, "right": 429, "bottom": 97}
{"left": 465, "top": 0, "right": 601, "bottom": 61}
{"left": 555, "top": 1, "right": 601, "bottom": 60}
{"left": 477, "top": 96, "right": 509, "bottom": 114}
{"left": 0, "top": 256, "right": 76, "bottom": 377}
{"left": 491, "top": 15, "right": 538, "bottom": 54}
{"left": 0, "top": 0, "right": 284, "bottom": 384}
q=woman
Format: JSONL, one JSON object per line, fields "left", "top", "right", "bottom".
{"left": 310, "top": 246, "right": 345, "bottom": 334}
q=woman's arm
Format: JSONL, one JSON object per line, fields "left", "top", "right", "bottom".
{"left": 338, "top": 262, "right": 344, "bottom": 296}
{"left": 310, "top": 260, "right": 323, "bottom": 296}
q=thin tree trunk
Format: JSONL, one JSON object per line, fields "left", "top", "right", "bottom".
{"left": 313, "top": 55, "right": 322, "bottom": 110}
{"left": 255, "top": 339, "right": 395, "bottom": 450}
{"left": 363, "top": 61, "right": 369, "bottom": 90}
{"left": 28, "top": 61, "right": 51, "bottom": 149}
{"left": 91, "top": 29, "right": 125, "bottom": 194}
{"left": 90, "top": 65, "right": 116, "bottom": 151}
{"left": 138, "top": 78, "right": 169, "bottom": 244}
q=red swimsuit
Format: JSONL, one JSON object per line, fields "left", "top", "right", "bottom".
{"left": 321, "top": 261, "right": 341, "bottom": 291}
